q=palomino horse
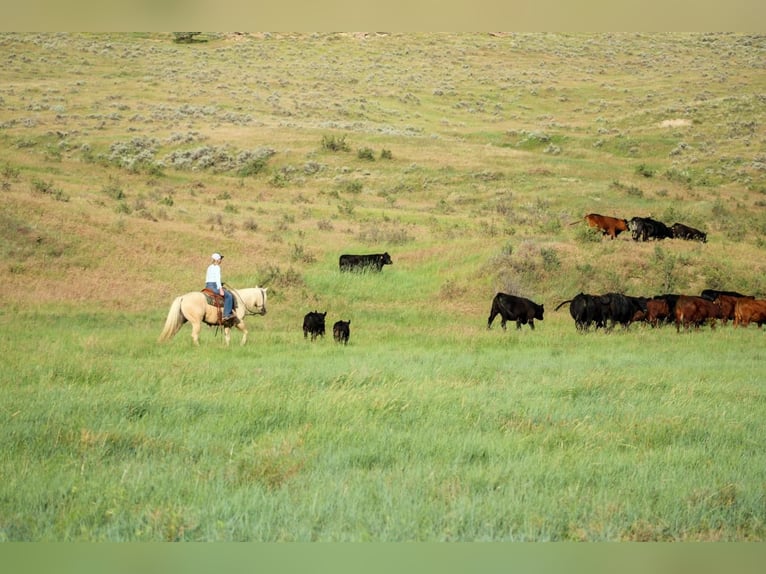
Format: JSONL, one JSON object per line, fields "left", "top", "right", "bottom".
{"left": 159, "top": 286, "right": 268, "bottom": 346}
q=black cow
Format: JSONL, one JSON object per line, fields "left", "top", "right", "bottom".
{"left": 333, "top": 320, "right": 351, "bottom": 345}
{"left": 700, "top": 289, "right": 748, "bottom": 301}
{"left": 556, "top": 292, "right": 646, "bottom": 331}
{"left": 303, "top": 310, "right": 327, "bottom": 341}
{"left": 598, "top": 292, "right": 648, "bottom": 329}
{"left": 671, "top": 222, "right": 707, "bottom": 243}
{"left": 339, "top": 252, "right": 393, "bottom": 272}
{"left": 627, "top": 217, "right": 673, "bottom": 241}
{"left": 555, "top": 293, "right": 605, "bottom": 331}
{"left": 487, "top": 293, "right": 544, "bottom": 331}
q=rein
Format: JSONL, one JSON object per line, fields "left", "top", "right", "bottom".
{"left": 224, "top": 283, "right": 266, "bottom": 316}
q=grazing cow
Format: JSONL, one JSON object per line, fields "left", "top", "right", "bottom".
{"left": 714, "top": 294, "right": 754, "bottom": 325}
{"left": 339, "top": 252, "right": 393, "bottom": 272}
{"left": 627, "top": 217, "right": 673, "bottom": 242}
{"left": 583, "top": 213, "right": 628, "bottom": 239}
{"left": 487, "top": 293, "right": 544, "bottom": 331}
{"left": 671, "top": 222, "right": 707, "bottom": 243}
{"left": 674, "top": 295, "right": 722, "bottom": 332}
{"left": 333, "top": 320, "right": 351, "bottom": 345}
{"left": 555, "top": 293, "right": 605, "bottom": 331}
{"left": 303, "top": 310, "right": 327, "bottom": 341}
{"left": 734, "top": 299, "right": 766, "bottom": 328}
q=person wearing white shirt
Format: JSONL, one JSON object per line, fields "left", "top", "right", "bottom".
{"left": 205, "top": 252, "right": 235, "bottom": 321}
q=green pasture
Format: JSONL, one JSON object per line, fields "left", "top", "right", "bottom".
{"left": 1, "top": 307, "right": 764, "bottom": 541}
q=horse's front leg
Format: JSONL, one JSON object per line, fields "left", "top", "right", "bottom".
{"left": 235, "top": 321, "right": 248, "bottom": 346}
{"left": 223, "top": 326, "right": 231, "bottom": 346}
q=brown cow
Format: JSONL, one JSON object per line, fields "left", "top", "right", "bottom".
{"left": 734, "top": 299, "right": 766, "bottom": 328}
{"left": 714, "top": 294, "right": 754, "bottom": 325}
{"left": 583, "top": 213, "right": 628, "bottom": 239}
{"left": 645, "top": 298, "right": 671, "bottom": 327}
{"left": 674, "top": 295, "right": 722, "bottom": 332}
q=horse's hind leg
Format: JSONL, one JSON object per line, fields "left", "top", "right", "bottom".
{"left": 191, "top": 321, "right": 201, "bottom": 346}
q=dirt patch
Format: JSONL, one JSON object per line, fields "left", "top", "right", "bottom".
{"left": 659, "top": 119, "right": 692, "bottom": 128}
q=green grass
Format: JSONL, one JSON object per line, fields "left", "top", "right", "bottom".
{"left": 1, "top": 310, "right": 765, "bottom": 541}
{"left": 1, "top": 32, "right": 765, "bottom": 541}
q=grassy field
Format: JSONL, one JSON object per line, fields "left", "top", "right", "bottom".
{"left": 1, "top": 32, "right": 765, "bottom": 541}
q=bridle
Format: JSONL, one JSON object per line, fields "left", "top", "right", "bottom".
{"left": 225, "top": 284, "right": 267, "bottom": 316}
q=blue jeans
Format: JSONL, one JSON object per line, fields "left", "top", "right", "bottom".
{"left": 206, "top": 283, "right": 233, "bottom": 316}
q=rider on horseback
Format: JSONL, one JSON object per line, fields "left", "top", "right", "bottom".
{"left": 205, "top": 253, "right": 236, "bottom": 322}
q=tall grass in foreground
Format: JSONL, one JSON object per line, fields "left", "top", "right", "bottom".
{"left": 1, "top": 311, "right": 764, "bottom": 541}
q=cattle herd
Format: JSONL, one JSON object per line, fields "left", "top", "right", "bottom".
{"left": 583, "top": 212, "right": 707, "bottom": 242}
{"left": 489, "top": 289, "right": 766, "bottom": 333}
{"left": 561, "top": 289, "right": 766, "bottom": 332}
{"left": 303, "top": 231, "right": 763, "bottom": 345}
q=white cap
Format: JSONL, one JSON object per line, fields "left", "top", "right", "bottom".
{"left": 211, "top": 253, "right": 223, "bottom": 261}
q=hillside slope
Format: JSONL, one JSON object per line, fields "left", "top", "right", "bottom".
{"left": 1, "top": 32, "right": 765, "bottom": 319}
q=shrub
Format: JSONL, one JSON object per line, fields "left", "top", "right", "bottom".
{"left": 635, "top": 163, "right": 655, "bottom": 178}
{"left": 260, "top": 264, "right": 305, "bottom": 290}
{"left": 290, "top": 243, "right": 316, "bottom": 264}
{"left": 31, "top": 178, "right": 54, "bottom": 195}
{"left": 357, "top": 147, "right": 375, "bottom": 161}
{"left": 2, "top": 163, "right": 20, "bottom": 180}
{"left": 540, "top": 247, "right": 561, "bottom": 271}
{"left": 242, "top": 218, "right": 259, "bottom": 232}
{"left": 610, "top": 180, "right": 643, "bottom": 198}
{"left": 172, "top": 33, "right": 202, "bottom": 43}
{"left": 321, "top": 134, "right": 349, "bottom": 152}
{"left": 338, "top": 180, "right": 363, "bottom": 194}
{"left": 269, "top": 171, "right": 290, "bottom": 188}
{"left": 102, "top": 177, "right": 125, "bottom": 200}
{"left": 651, "top": 246, "right": 680, "bottom": 292}
{"left": 574, "top": 224, "right": 602, "bottom": 243}
{"left": 237, "top": 157, "right": 268, "bottom": 177}
{"left": 380, "top": 149, "right": 393, "bottom": 160}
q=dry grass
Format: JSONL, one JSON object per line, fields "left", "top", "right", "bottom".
{"left": 1, "top": 32, "right": 765, "bottom": 312}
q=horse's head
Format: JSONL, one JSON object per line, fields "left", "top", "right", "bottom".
{"left": 250, "top": 287, "right": 267, "bottom": 315}
{"left": 258, "top": 287, "right": 268, "bottom": 315}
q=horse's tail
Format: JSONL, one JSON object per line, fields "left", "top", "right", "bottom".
{"left": 158, "top": 296, "right": 186, "bottom": 342}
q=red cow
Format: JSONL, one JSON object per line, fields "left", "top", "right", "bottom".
{"left": 645, "top": 298, "right": 671, "bottom": 327}
{"left": 734, "top": 299, "right": 766, "bottom": 328}
{"left": 583, "top": 213, "right": 628, "bottom": 239}
{"left": 674, "top": 295, "right": 722, "bottom": 332}
{"left": 714, "top": 294, "right": 753, "bottom": 325}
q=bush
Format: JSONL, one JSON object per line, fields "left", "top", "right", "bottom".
{"left": 635, "top": 163, "right": 655, "bottom": 178}
{"left": 102, "top": 177, "right": 125, "bottom": 200}
{"left": 173, "top": 33, "right": 202, "bottom": 43}
{"left": 357, "top": 147, "right": 375, "bottom": 161}
{"left": 260, "top": 264, "right": 305, "bottom": 290}
{"left": 321, "top": 134, "right": 350, "bottom": 152}
{"left": 338, "top": 180, "right": 363, "bottom": 194}
{"left": 237, "top": 157, "right": 268, "bottom": 177}
{"left": 574, "top": 224, "right": 602, "bottom": 243}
